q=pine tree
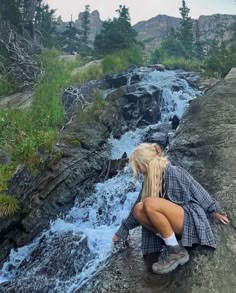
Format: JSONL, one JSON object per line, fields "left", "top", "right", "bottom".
{"left": 60, "top": 18, "right": 81, "bottom": 54}
{"left": 161, "top": 28, "right": 187, "bottom": 58}
{"left": 179, "top": 0, "right": 193, "bottom": 58}
{"left": 94, "top": 5, "right": 138, "bottom": 55}
{"left": 81, "top": 5, "right": 90, "bottom": 46}
{"left": 194, "top": 20, "right": 204, "bottom": 59}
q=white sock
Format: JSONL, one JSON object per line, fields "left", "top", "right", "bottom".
{"left": 162, "top": 232, "right": 178, "bottom": 246}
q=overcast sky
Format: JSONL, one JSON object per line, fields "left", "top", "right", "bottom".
{"left": 46, "top": 0, "right": 236, "bottom": 25}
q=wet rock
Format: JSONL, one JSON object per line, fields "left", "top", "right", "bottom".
{"left": 148, "top": 64, "right": 165, "bottom": 71}
{"left": 142, "top": 122, "right": 172, "bottom": 148}
{"left": 100, "top": 84, "right": 162, "bottom": 138}
{"left": 1, "top": 232, "right": 93, "bottom": 292}
{"left": 169, "top": 114, "right": 180, "bottom": 129}
{"left": 175, "top": 70, "right": 200, "bottom": 89}
{"left": 100, "top": 153, "right": 129, "bottom": 179}
{"left": 104, "top": 73, "right": 130, "bottom": 89}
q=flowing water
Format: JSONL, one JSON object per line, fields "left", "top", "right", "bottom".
{"left": 0, "top": 69, "right": 200, "bottom": 292}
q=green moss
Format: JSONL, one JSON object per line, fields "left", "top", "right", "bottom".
{"left": 0, "top": 165, "right": 15, "bottom": 193}
{"left": 65, "top": 135, "right": 81, "bottom": 145}
{"left": 0, "top": 194, "right": 19, "bottom": 217}
{"left": 50, "top": 149, "right": 64, "bottom": 164}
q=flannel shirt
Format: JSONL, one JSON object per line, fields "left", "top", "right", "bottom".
{"left": 115, "top": 163, "right": 222, "bottom": 255}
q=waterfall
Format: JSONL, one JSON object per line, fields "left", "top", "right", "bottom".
{"left": 0, "top": 69, "right": 200, "bottom": 292}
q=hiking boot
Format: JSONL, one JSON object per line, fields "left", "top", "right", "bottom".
{"left": 152, "top": 245, "right": 189, "bottom": 274}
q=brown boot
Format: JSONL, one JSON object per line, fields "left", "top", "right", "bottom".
{"left": 152, "top": 245, "right": 189, "bottom": 274}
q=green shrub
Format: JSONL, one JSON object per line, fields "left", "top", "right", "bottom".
{"left": 0, "top": 194, "right": 19, "bottom": 217}
{"left": 71, "top": 63, "right": 103, "bottom": 85}
{"left": 102, "top": 45, "right": 144, "bottom": 74}
{"left": 148, "top": 54, "right": 202, "bottom": 72}
{"left": 0, "top": 50, "right": 71, "bottom": 172}
{"left": 0, "top": 165, "right": 15, "bottom": 192}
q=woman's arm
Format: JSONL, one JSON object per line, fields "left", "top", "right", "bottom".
{"left": 113, "top": 188, "right": 142, "bottom": 241}
{"left": 179, "top": 167, "right": 229, "bottom": 223}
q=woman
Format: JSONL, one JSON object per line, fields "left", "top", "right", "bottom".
{"left": 112, "top": 143, "right": 229, "bottom": 274}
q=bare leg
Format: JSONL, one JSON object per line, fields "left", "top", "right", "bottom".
{"left": 133, "top": 202, "right": 157, "bottom": 233}
{"left": 143, "top": 197, "right": 184, "bottom": 238}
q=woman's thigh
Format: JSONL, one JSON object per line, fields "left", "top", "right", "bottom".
{"left": 143, "top": 197, "right": 184, "bottom": 235}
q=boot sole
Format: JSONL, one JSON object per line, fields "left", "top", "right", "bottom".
{"left": 152, "top": 253, "right": 190, "bottom": 274}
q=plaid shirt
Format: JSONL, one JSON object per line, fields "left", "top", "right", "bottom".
{"left": 116, "top": 163, "right": 222, "bottom": 255}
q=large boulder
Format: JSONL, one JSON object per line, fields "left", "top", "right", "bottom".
{"left": 100, "top": 84, "right": 162, "bottom": 138}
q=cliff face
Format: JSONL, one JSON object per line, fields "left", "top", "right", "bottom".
{"left": 133, "top": 13, "right": 236, "bottom": 51}
{"left": 198, "top": 14, "right": 236, "bottom": 43}
{"left": 75, "top": 10, "right": 103, "bottom": 43}
{"left": 56, "top": 10, "right": 103, "bottom": 46}
{"left": 133, "top": 14, "right": 181, "bottom": 51}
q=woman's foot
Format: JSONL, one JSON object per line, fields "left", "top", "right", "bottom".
{"left": 152, "top": 245, "right": 189, "bottom": 274}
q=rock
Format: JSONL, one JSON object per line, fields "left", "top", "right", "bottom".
{"left": 61, "top": 79, "right": 104, "bottom": 118}
{"left": 104, "top": 73, "right": 130, "bottom": 89}
{"left": 100, "top": 153, "right": 129, "bottom": 179}
{"left": 169, "top": 114, "right": 180, "bottom": 129}
{"left": 100, "top": 84, "right": 162, "bottom": 138}
{"left": 134, "top": 14, "right": 236, "bottom": 52}
{"left": 142, "top": 122, "right": 172, "bottom": 148}
{"left": 0, "top": 116, "right": 110, "bottom": 263}
{"left": 144, "top": 131, "right": 168, "bottom": 147}
{"left": 148, "top": 64, "right": 166, "bottom": 71}
{"left": 1, "top": 232, "right": 93, "bottom": 293}
{"left": 0, "top": 90, "right": 33, "bottom": 108}
{"left": 198, "top": 77, "right": 220, "bottom": 92}
{"left": 225, "top": 68, "right": 236, "bottom": 80}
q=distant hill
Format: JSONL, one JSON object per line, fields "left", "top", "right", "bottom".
{"left": 133, "top": 14, "right": 236, "bottom": 51}
{"left": 56, "top": 12, "right": 236, "bottom": 52}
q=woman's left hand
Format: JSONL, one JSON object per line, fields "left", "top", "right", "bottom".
{"left": 215, "top": 212, "right": 229, "bottom": 224}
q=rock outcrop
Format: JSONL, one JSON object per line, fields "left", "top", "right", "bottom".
{"left": 78, "top": 69, "right": 236, "bottom": 292}
{"left": 134, "top": 13, "right": 236, "bottom": 51}
{"left": 100, "top": 83, "right": 162, "bottom": 138}
{"left": 0, "top": 117, "right": 110, "bottom": 263}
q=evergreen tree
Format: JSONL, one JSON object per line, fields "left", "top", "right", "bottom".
{"left": 60, "top": 18, "right": 81, "bottom": 54}
{"left": 81, "top": 5, "right": 90, "bottom": 46}
{"left": 179, "top": 0, "right": 193, "bottom": 58}
{"left": 161, "top": 28, "right": 187, "bottom": 58}
{"left": 194, "top": 20, "right": 204, "bottom": 59}
{"left": 34, "top": 2, "right": 57, "bottom": 47}
{"left": 94, "top": 5, "right": 138, "bottom": 55}
{"left": 0, "top": 0, "right": 22, "bottom": 29}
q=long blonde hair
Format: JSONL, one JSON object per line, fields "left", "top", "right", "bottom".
{"left": 129, "top": 143, "right": 168, "bottom": 201}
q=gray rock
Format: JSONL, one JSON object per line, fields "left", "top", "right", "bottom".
{"left": 100, "top": 84, "right": 162, "bottom": 138}
{"left": 0, "top": 116, "right": 110, "bottom": 263}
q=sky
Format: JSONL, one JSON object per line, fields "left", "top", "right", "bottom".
{"left": 46, "top": 0, "right": 236, "bottom": 25}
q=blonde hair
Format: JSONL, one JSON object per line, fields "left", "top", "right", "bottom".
{"left": 129, "top": 143, "right": 168, "bottom": 201}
